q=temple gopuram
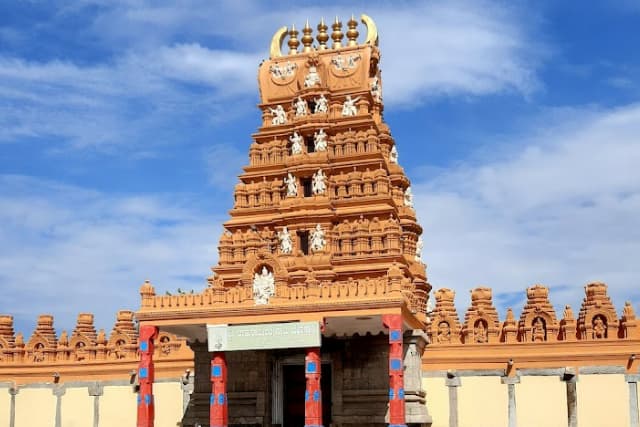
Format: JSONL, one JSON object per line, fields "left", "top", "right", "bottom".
{"left": 1, "top": 15, "right": 639, "bottom": 427}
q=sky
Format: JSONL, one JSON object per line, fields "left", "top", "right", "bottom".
{"left": 1, "top": 0, "right": 639, "bottom": 336}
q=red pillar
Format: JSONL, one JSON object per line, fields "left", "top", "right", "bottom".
{"left": 382, "top": 314, "right": 406, "bottom": 427}
{"left": 137, "top": 325, "right": 158, "bottom": 427}
{"left": 210, "top": 352, "right": 228, "bottom": 427}
{"left": 305, "top": 347, "right": 323, "bottom": 427}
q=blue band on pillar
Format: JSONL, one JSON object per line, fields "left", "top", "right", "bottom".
{"left": 139, "top": 367, "right": 148, "bottom": 379}
{"left": 140, "top": 340, "right": 148, "bottom": 352}
{"left": 212, "top": 365, "right": 222, "bottom": 377}
{"left": 390, "top": 330, "right": 401, "bottom": 341}
{"left": 306, "top": 361, "right": 317, "bottom": 373}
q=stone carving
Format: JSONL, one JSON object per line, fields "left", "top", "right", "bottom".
{"left": 592, "top": 315, "right": 607, "bottom": 339}
{"left": 341, "top": 95, "right": 360, "bottom": 116}
{"left": 331, "top": 53, "right": 361, "bottom": 71}
{"left": 437, "top": 321, "right": 451, "bottom": 344}
{"left": 269, "top": 105, "right": 287, "bottom": 125}
{"left": 310, "top": 224, "right": 326, "bottom": 252}
{"left": 389, "top": 145, "right": 398, "bottom": 164}
{"left": 159, "top": 335, "right": 171, "bottom": 356}
{"left": 113, "top": 339, "right": 126, "bottom": 359}
{"left": 289, "top": 131, "right": 303, "bottom": 155}
{"left": 75, "top": 341, "right": 87, "bottom": 361}
{"left": 415, "top": 236, "right": 423, "bottom": 262}
{"left": 312, "top": 169, "right": 327, "bottom": 195}
{"left": 304, "top": 65, "right": 321, "bottom": 87}
{"left": 313, "top": 129, "right": 328, "bottom": 151}
{"left": 278, "top": 227, "right": 293, "bottom": 254}
{"left": 474, "top": 319, "right": 488, "bottom": 343}
{"left": 314, "top": 94, "right": 328, "bottom": 113}
{"left": 294, "top": 96, "right": 308, "bottom": 117}
{"left": 404, "top": 186, "right": 414, "bottom": 208}
{"left": 32, "top": 342, "right": 45, "bottom": 363}
{"left": 253, "top": 266, "right": 275, "bottom": 305}
{"left": 370, "top": 76, "right": 382, "bottom": 102}
{"left": 532, "top": 317, "right": 546, "bottom": 342}
{"left": 284, "top": 173, "right": 297, "bottom": 197}
{"left": 269, "top": 61, "right": 297, "bottom": 80}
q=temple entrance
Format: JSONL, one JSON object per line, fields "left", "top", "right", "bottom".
{"left": 281, "top": 363, "right": 332, "bottom": 427}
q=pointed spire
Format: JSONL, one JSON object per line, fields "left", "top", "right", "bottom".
{"left": 331, "top": 16, "right": 344, "bottom": 49}
{"left": 288, "top": 24, "right": 300, "bottom": 55}
{"left": 347, "top": 14, "right": 359, "bottom": 46}
{"left": 317, "top": 17, "right": 329, "bottom": 50}
{"left": 302, "top": 19, "right": 314, "bottom": 52}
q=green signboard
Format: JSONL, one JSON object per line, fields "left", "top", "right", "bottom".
{"left": 206, "top": 321, "right": 321, "bottom": 352}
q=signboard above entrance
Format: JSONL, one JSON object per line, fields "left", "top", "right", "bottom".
{"left": 206, "top": 321, "right": 321, "bottom": 352}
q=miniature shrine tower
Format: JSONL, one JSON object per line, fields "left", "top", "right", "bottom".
{"left": 136, "top": 15, "right": 432, "bottom": 427}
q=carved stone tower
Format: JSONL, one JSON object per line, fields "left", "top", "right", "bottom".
{"left": 137, "top": 15, "right": 432, "bottom": 427}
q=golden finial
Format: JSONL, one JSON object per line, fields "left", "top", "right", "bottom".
{"left": 302, "top": 19, "right": 314, "bottom": 52}
{"left": 288, "top": 24, "right": 300, "bottom": 55}
{"left": 347, "top": 14, "right": 359, "bottom": 46}
{"left": 331, "top": 16, "right": 344, "bottom": 49}
{"left": 317, "top": 17, "right": 329, "bottom": 50}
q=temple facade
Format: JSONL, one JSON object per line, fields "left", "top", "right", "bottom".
{"left": 0, "top": 15, "right": 639, "bottom": 427}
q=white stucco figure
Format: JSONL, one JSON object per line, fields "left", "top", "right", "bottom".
{"left": 284, "top": 173, "right": 297, "bottom": 197}
{"left": 341, "top": 95, "right": 360, "bottom": 117}
{"left": 404, "top": 186, "right": 414, "bottom": 208}
{"left": 289, "top": 132, "right": 303, "bottom": 155}
{"left": 269, "top": 61, "right": 297, "bottom": 79}
{"left": 415, "top": 236, "right": 424, "bottom": 262}
{"left": 310, "top": 224, "right": 326, "bottom": 253}
{"left": 312, "top": 169, "right": 327, "bottom": 195}
{"left": 313, "top": 129, "right": 327, "bottom": 151}
{"left": 304, "top": 66, "right": 321, "bottom": 87}
{"left": 370, "top": 76, "right": 382, "bottom": 102}
{"left": 269, "top": 105, "right": 287, "bottom": 125}
{"left": 278, "top": 227, "right": 293, "bottom": 254}
{"left": 253, "top": 266, "right": 275, "bottom": 305}
{"left": 314, "top": 94, "right": 328, "bottom": 114}
{"left": 294, "top": 97, "right": 307, "bottom": 117}
{"left": 389, "top": 145, "right": 398, "bottom": 164}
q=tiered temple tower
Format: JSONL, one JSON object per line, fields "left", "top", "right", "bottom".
{"left": 136, "top": 15, "right": 432, "bottom": 427}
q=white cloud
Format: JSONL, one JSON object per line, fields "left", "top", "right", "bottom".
{"left": 0, "top": 175, "right": 220, "bottom": 335}
{"left": 415, "top": 103, "right": 640, "bottom": 316}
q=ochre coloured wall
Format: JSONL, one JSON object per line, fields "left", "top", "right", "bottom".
{"left": 61, "top": 386, "right": 93, "bottom": 427}
{"left": 458, "top": 376, "right": 508, "bottom": 427}
{"left": 423, "top": 377, "right": 448, "bottom": 427}
{"left": 154, "top": 382, "right": 184, "bottom": 427}
{"left": 578, "top": 374, "right": 629, "bottom": 427}
{"left": 101, "top": 385, "right": 137, "bottom": 426}
{"left": 0, "top": 387, "right": 10, "bottom": 426}
{"left": 516, "top": 376, "right": 566, "bottom": 427}
{"left": 15, "top": 387, "right": 55, "bottom": 427}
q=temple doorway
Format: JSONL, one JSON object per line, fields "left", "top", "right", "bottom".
{"left": 281, "top": 363, "right": 332, "bottom": 427}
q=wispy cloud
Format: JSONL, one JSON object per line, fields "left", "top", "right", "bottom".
{"left": 415, "top": 103, "right": 640, "bottom": 316}
{"left": 0, "top": 175, "right": 220, "bottom": 334}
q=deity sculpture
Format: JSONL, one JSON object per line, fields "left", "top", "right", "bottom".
{"left": 159, "top": 335, "right": 171, "bottom": 355}
{"left": 32, "top": 342, "right": 45, "bottom": 363}
{"left": 269, "top": 105, "right": 287, "bottom": 125}
{"left": 314, "top": 94, "right": 328, "bottom": 114}
{"left": 310, "top": 224, "right": 326, "bottom": 253}
{"left": 269, "top": 61, "right": 297, "bottom": 79}
{"left": 592, "top": 315, "right": 607, "bottom": 339}
{"left": 415, "top": 236, "right": 424, "bottom": 262}
{"left": 341, "top": 95, "right": 360, "bottom": 116}
{"left": 113, "top": 339, "right": 126, "bottom": 359}
{"left": 313, "top": 129, "right": 328, "bottom": 151}
{"left": 75, "top": 341, "right": 87, "bottom": 361}
{"left": 284, "top": 173, "right": 297, "bottom": 197}
{"left": 437, "top": 321, "right": 451, "bottom": 344}
{"left": 389, "top": 145, "right": 398, "bottom": 164}
{"left": 304, "top": 65, "right": 321, "bottom": 87}
{"left": 253, "top": 266, "right": 275, "bottom": 305}
{"left": 404, "top": 186, "right": 414, "bottom": 208}
{"left": 474, "top": 319, "right": 488, "bottom": 343}
{"left": 312, "top": 169, "right": 327, "bottom": 195}
{"left": 278, "top": 227, "right": 293, "bottom": 254}
{"left": 294, "top": 96, "right": 308, "bottom": 117}
{"left": 370, "top": 76, "right": 382, "bottom": 102}
{"left": 532, "top": 317, "right": 546, "bottom": 342}
{"left": 289, "top": 131, "right": 303, "bottom": 155}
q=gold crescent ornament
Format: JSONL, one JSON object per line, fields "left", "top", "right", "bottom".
{"left": 270, "top": 26, "right": 288, "bottom": 58}
{"left": 360, "top": 14, "right": 378, "bottom": 46}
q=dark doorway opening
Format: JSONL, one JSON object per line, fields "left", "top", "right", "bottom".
{"left": 297, "top": 230, "right": 310, "bottom": 255}
{"left": 282, "top": 363, "right": 332, "bottom": 427}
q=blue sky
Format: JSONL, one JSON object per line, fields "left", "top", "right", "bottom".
{"left": 1, "top": 0, "right": 639, "bottom": 336}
